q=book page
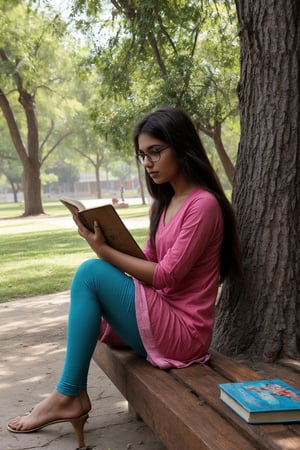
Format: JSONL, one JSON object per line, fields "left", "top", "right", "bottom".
{"left": 60, "top": 197, "right": 85, "bottom": 215}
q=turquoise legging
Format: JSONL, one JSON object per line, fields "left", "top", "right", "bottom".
{"left": 56, "top": 259, "right": 146, "bottom": 396}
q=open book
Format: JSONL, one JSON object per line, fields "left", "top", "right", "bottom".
{"left": 60, "top": 197, "right": 146, "bottom": 259}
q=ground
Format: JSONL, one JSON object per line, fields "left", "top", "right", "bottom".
{"left": 0, "top": 292, "right": 165, "bottom": 450}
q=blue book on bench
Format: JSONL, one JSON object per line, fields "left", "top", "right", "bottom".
{"left": 219, "top": 379, "right": 300, "bottom": 423}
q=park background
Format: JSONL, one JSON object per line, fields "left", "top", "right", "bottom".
{"left": 0, "top": 0, "right": 299, "bottom": 363}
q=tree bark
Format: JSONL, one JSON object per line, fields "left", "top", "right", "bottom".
{"left": 22, "top": 159, "right": 43, "bottom": 215}
{"left": 213, "top": 0, "right": 300, "bottom": 361}
{"left": 95, "top": 155, "right": 102, "bottom": 199}
{"left": 0, "top": 88, "right": 44, "bottom": 215}
{"left": 19, "top": 91, "right": 44, "bottom": 215}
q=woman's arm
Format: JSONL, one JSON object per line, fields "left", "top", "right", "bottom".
{"left": 73, "top": 214, "right": 156, "bottom": 285}
{"left": 97, "top": 244, "right": 156, "bottom": 285}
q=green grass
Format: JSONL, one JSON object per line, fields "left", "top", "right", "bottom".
{"left": 0, "top": 200, "right": 150, "bottom": 219}
{"left": 0, "top": 201, "right": 149, "bottom": 302}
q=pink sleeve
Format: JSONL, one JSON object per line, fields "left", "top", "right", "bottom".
{"left": 153, "top": 196, "right": 223, "bottom": 289}
{"left": 143, "top": 235, "right": 157, "bottom": 262}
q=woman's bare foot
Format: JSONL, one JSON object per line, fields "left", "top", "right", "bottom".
{"left": 7, "top": 389, "right": 91, "bottom": 432}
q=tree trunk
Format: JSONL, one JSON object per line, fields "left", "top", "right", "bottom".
{"left": 213, "top": 0, "right": 300, "bottom": 361}
{"left": 8, "top": 180, "right": 19, "bottom": 203}
{"left": 19, "top": 91, "right": 44, "bottom": 215}
{"left": 136, "top": 160, "right": 146, "bottom": 205}
{"left": 198, "top": 121, "right": 235, "bottom": 187}
{"left": 213, "top": 121, "right": 235, "bottom": 186}
{"left": 22, "top": 159, "right": 43, "bottom": 215}
{"left": 95, "top": 163, "right": 102, "bottom": 199}
{"left": 0, "top": 87, "right": 44, "bottom": 215}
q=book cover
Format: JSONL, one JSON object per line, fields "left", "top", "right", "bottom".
{"left": 219, "top": 379, "right": 300, "bottom": 423}
{"left": 60, "top": 197, "right": 146, "bottom": 260}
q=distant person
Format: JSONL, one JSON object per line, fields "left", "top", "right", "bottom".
{"left": 8, "top": 107, "right": 242, "bottom": 447}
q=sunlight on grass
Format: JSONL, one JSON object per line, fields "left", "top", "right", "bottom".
{"left": 0, "top": 200, "right": 150, "bottom": 219}
{"left": 0, "top": 201, "right": 149, "bottom": 302}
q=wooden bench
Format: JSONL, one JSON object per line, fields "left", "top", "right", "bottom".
{"left": 93, "top": 342, "right": 300, "bottom": 450}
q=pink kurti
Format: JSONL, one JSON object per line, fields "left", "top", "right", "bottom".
{"left": 100, "top": 187, "right": 223, "bottom": 368}
{"left": 134, "top": 188, "right": 223, "bottom": 368}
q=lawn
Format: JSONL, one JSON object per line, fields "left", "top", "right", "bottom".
{"left": 0, "top": 201, "right": 149, "bottom": 302}
{"left": 0, "top": 199, "right": 150, "bottom": 219}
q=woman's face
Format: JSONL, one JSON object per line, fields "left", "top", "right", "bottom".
{"left": 137, "top": 133, "right": 181, "bottom": 185}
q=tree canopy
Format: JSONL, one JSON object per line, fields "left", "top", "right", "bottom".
{"left": 0, "top": 0, "right": 83, "bottom": 213}
{"left": 1, "top": 0, "right": 240, "bottom": 212}
{"left": 72, "top": 0, "right": 240, "bottom": 184}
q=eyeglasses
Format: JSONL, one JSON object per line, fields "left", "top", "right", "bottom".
{"left": 137, "top": 145, "right": 169, "bottom": 164}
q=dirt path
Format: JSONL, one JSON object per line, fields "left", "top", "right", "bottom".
{"left": 0, "top": 292, "right": 165, "bottom": 450}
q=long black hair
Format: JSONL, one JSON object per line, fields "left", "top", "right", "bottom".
{"left": 133, "top": 107, "right": 242, "bottom": 283}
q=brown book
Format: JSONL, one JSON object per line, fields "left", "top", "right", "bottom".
{"left": 60, "top": 197, "right": 146, "bottom": 259}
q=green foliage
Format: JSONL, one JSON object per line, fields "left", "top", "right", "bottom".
{"left": 0, "top": 3, "right": 68, "bottom": 91}
{"left": 72, "top": 0, "right": 103, "bottom": 17}
{"left": 72, "top": 0, "right": 240, "bottom": 175}
{"left": 0, "top": 1, "right": 94, "bottom": 210}
{"left": 46, "top": 161, "right": 80, "bottom": 183}
{"left": 0, "top": 1, "right": 89, "bottom": 159}
{"left": 87, "top": 1, "right": 239, "bottom": 114}
{"left": 0, "top": 129, "right": 23, "bottom": 195}
{"left": 0, "top": 0, "right": 240, "bottom": 199}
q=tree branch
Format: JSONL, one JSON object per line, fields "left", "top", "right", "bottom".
{"left": 147, "top": 31, "right": 168, "bottom": 76}
{"left": 0, "top": 88, "right": 28, "bottom": 165}
{"left": 40, "top": 119, "right": 55, "bottom": 155}
{"left": 41, "top": 130, "right": 73, "bottom": 163}
{"left": 153, "top": 2, "right": 177, "bottom": 53}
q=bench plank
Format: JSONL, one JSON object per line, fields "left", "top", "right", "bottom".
{"left": 171, "top": 360, "right": 300, "bottom": 450}
{"left": 208, "top": 350, "right": 263, "bottom": 381}
{"left": 93, "top": 343, "right": 300, "bottom": 450}
{"left": 93, "top": 343, "right": 255, "bottom": 450}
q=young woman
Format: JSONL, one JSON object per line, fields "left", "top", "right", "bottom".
{"left": 7, "top": 107, "right": 242, "bottom": 447}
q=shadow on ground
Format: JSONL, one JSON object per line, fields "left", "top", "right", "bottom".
{"left": 0, "top": 292, "right": 165, "bottom": 450}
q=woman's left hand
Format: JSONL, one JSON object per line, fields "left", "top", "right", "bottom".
{"left": 73, "top": 214, "right": 107, "bottom": 256}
